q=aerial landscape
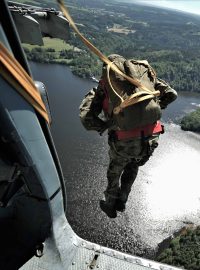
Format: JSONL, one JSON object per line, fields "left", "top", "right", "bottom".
{"left": 20, "top": 0, "right": 200, "bottom": 131}
{"left": 11, "top": 0, "right": 200, "bottom": 269}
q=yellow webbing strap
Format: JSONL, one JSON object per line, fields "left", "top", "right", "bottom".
{"left": 56, "top": 0, "right": 160, "bottom": 113}
{"left": 106, "top": 64, "right": 160, "bottom": 114}
{"left": 0, "top": 42, "right": 50, "bottom": 124}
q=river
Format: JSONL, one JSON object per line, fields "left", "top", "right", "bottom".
{"left": 30, "top": 62, "right": 200, "bottom": 258}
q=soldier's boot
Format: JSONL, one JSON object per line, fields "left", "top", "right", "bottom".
{"left": 115, "top": 190, "right": 128, "bottom": 212}
{"left": 99, "top": 198, "right": 117, "bottom": 218}
{"left": 115, "top": 198, "right": 126, "bottom": 212}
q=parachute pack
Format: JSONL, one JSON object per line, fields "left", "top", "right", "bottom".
{"left": 79, "top": 56, "right": 162, "bottom": 132}
{"left": 102, "top": 56, "right": 162, "bottom": 130}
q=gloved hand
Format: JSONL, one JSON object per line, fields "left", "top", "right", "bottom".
{"left": 159, "top": 90, "right": 177, "bottom": 109}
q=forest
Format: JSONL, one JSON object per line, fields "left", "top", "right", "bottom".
{"left": 180, "top": 108, "right": 200, "bottom": 132}
{"left": 22, "top": 0, "right": 200, "bottom": 94}
{"left": 156, "top": 226, "right": 200, "bottom": 270}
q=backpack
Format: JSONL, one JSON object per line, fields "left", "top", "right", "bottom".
{"left": 102, "top": 55, "right": 162, "bottom": 130}
{"left": 79, "top": 87, "right": 108, "bottom": 132}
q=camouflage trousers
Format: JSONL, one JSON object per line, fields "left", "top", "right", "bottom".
{"left": 104, "top": 132, "right": 159, "bottom": 202}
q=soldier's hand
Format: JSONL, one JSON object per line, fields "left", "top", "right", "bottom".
{"left": 159, "top": 91, "right": 177, "bottom": 109}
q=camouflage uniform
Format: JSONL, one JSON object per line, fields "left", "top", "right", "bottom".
{"left": 93, "top": 56, "right": 178, "bottom": 218}
{"left": 103, "top": 77, "right": 177, "bottom": 205}
{"left": 105, "top": 133, "right": 159, "bottom": 203}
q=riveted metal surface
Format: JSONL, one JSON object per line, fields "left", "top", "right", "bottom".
{"left": 68, "top": 246, "right": 96, "bottom": 270}
{"left": 80, "top": 241, "right": 179, "bottom": 270}
{"left": 20, "top": 237, "right": 180, "bottom": 270}
{"left": 96, "top": 252, "right": 158, "bottom": 270}
{"left": 67, "top": 245, "right": 168, "bottom": 270}
{"left": 20, "top": 257, "right": 45, "bottom": 270}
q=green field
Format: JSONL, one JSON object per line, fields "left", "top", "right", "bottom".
{"left": 23, "top": 37, "right": 73, "bottom": 52}
{"left": 22, "top": 37, "right": 75, "bottom": 67}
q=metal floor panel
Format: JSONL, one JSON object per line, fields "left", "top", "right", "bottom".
{"left": 69, "top": 246, "right": 153, "bottom": 270}
{"left": 19, "top": 199, "right": 180, "bottom": 270}
{"left": 21, "top": 238, "right": 180, "bottom": 270}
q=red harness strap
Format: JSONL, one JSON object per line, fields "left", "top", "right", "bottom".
{"left": 115, "top": 121, "right": 163, "bottom": 140}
